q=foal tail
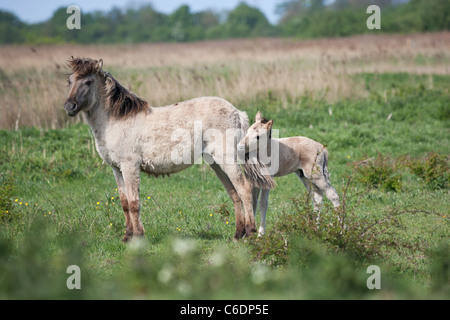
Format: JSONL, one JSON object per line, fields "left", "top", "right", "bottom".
{"left": 237, "top": 110, "right": 276, "bottom": 190}
{"left": 322, "top": 147, "right": 331, "bottom": 183}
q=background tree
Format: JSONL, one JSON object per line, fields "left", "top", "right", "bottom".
{"left": 0, "top": 0, "right": 448, "bottom": 44}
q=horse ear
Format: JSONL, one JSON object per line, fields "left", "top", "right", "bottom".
{"left": 255, "top": 111, "right": 262, "bottom": 122}
{"left": 266, "top": 119, "right": 273, "bottom": 130}
{"left": 95, "top": 59, "right": 103, "bottom": 72}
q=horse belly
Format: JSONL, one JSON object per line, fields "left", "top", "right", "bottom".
{"left": 140, "top": 152, "right": 193, "bottom": 177}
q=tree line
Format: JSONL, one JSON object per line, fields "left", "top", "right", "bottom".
{"left": 0, "top": 0, "right": 448, "bottom": 44}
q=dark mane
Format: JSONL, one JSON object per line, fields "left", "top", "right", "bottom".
{"left": 103, "top": 72, "right": 149, "bottom": 119}
{"left": 67, "top": 56, "right": 99, "bottom": 78}
{"left": 68, "top": 56, "right": 149, "bottom": 119}
{"left": 259, "top": 117, "right": 272, "bottom": 139}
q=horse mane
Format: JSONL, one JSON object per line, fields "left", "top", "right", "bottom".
{"left": 67, "top": 56, "right": 149, "bottom": 119}
{"left": 103, "top": 72, "right": 149, "bottom": 119}
{"left": 67, "top": 57, "right": 99, "bottom": 78}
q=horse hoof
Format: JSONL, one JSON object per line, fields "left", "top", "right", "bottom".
{"left": 245, "top": 227, "right": 257, "bottom": 238}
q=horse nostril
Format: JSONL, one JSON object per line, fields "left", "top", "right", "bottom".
{"left": 65, "top": 101, "right": 78, "bottom": 115}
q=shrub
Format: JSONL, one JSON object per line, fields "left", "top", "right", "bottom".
{"left": 405, "top": 152, "right": 449, "bottom": 190}
{"left": 354, "top": 154, "right": 403, "bottom": 192}
{"left": 247, "top": 168, "right": 433, "bottom": 266}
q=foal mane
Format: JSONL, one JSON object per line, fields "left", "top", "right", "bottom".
{"left": 68, "top": 57, "right": 149, "bottom": 119}
{"left": 259, "top": 117, "right": 272, "bottom": 139}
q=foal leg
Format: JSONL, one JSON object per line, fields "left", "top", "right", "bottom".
{"left": 112, "top": 167, "right": 133, "bottom": 242}
{"left": 296, "top": 170, "right": 322, "bottom": 225}
{"left": 296, "top": 170, "right": 322, "bottom": 211}
{"left": 258, "top": 189, "right": 270, "bottom": 236}
{"left": 313, "top": 175, "right": 340, "bottom": 209}
{"left": 252, "top": 187, "right": 261, "bottom": 217}
{"left": 210, "top": 163, "right": 246, "bottom": 240}
{"left": 121, "top": 164, "right": 145, "bottom": 239}
{"left": 315, "top": 151, "right": 340, "bottom": 209}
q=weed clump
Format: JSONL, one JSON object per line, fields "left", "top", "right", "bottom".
{"left": 0, "top": 172, "right": 17, "bottom": 222}
{"left": 353, "top": 154, "right": 402, "bottom": 192}
{"left": 247, "top": 166, "right": 438, "bottom": 267}
{"left": 405, "top": 151, "right": 449, "bottom": 190}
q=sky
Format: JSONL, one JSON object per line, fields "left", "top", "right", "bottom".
{"left": 0, "top": 0, "right": 283, "bottom": 24}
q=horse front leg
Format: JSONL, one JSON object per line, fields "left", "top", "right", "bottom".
{"left": 112, "top": 167, "right": 133, "bottom": 242}
{"left": 121, "top": 164, "right": 145, "bottom": 240}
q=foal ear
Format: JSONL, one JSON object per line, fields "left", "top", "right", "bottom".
{"left": 255, "top": 111, "right": 263, "bottom": 122}
{"left": 266, "top": 119, "right": 273, "bottom": 130}
{"left": 95, "top": 59, "right": 103, "bottom": 73}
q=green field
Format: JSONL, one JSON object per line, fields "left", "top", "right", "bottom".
{"left": 0, "top": 69, "right": 448, "bottom": 299}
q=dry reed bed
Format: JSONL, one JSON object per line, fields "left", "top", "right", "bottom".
{"left": 0, "top": 32, "right": 449, "bottom": 129}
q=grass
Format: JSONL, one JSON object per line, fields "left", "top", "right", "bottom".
{"left": 0, "top": 68, "right": 449, "bottom": 299}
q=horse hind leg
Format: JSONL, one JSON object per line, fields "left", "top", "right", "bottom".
{"left": 218, "top": 163, "right": 257, "bottom": 238}
{"left": 210, "top": 163, "right": 246, "bottom": 240}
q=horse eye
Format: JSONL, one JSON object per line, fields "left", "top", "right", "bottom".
{"left": 85, "top": 80, "right": 93, "bottom": 86}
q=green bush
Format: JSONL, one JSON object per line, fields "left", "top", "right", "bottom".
{"left": 354, "top": 154, "right": 403, "bottom": 192}
{"left": 405, "top": 152, "right": 449, "bottom": 190}
{"left": 247, "top": 167, "right": 436, "bottom": 266}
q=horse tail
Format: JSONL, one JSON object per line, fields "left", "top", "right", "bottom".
{"left": 237, "top": 110, "right": 249, "bottom": 138}
{"left": 237, "top": 110, "right": 276, "bottom": 190}
{"left": 322, "top": 147, "right": 331, "bottom": 183}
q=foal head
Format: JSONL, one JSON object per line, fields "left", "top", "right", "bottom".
{"left": 237, "top": 111, "right": 273, "bottom": 155}
{"left": 65, "top": 57, "right": 104, "bottom": 117}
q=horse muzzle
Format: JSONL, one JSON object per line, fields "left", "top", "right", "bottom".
{"left": 64, "top": 101, "right": 80, "bottom": 117}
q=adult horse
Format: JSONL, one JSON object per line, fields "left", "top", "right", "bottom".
{"left": 64, "top": 57, "right": 274, "bottom": 242}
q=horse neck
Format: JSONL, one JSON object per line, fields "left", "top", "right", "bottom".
{"left": 84, "top": 83, "right": 109, "bottom": 143}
